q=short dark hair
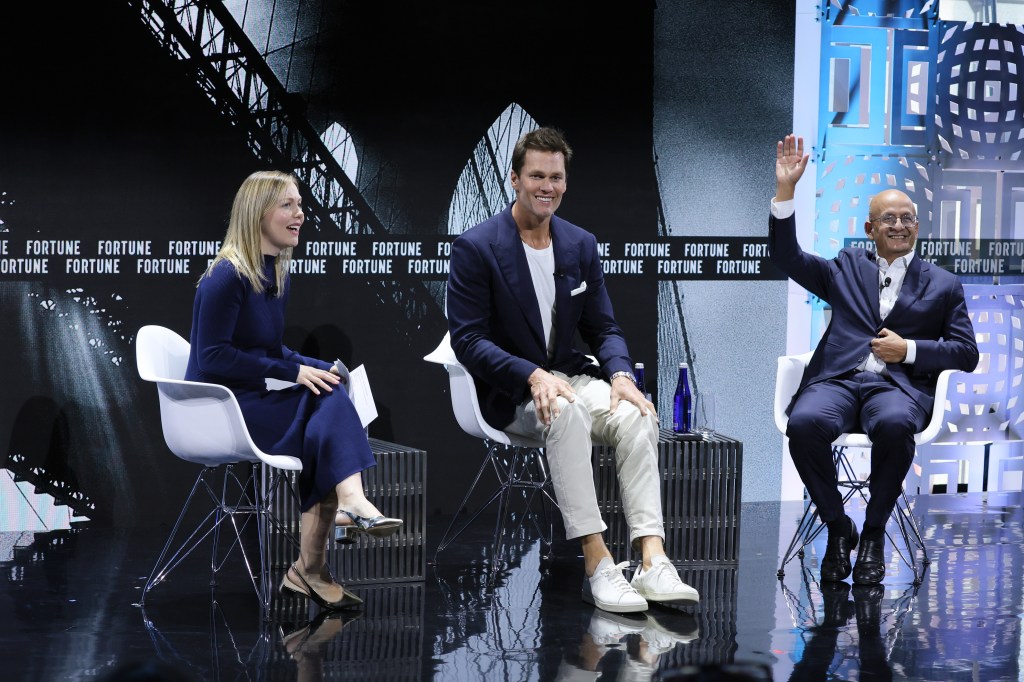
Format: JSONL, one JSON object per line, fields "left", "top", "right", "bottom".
{"left": 511, "top": 127, "right": 573, "bottom": 176}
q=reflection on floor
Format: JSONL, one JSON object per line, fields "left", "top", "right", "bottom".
{"left": 0, "top": 491, "right": 1020, "bottom": 681}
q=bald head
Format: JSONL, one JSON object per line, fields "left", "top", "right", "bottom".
{"left": 865, "top": 190, "right": 918, "bottom": 263}
{"left": 868, "top": 190, "right": 913, "bottom": 219}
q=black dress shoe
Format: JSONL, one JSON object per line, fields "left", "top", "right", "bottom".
{"left": 818, "top": 581, "right": 853, "bottom": 628}
{"left": 853, "top": 532, "right": 886, "bottom": 585}
{"left": 821, "top": 516, "right": 859, "bottom": 582}
{"left": 851, "top": 584, "right": 884, "bottom": 631}
{"left": 852, "top": 585, "right": 888, "bottom": 677}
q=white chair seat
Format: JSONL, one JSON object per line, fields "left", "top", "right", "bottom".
{"left": 774, "top": 353, "right": 955, "bottom": 450}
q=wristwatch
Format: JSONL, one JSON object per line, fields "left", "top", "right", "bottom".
{"left": 609, "top": 371, "right": 636, "bottom": 385}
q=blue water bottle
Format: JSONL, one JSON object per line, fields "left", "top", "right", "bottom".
{"left": 673, "top": 362, "right": 691, "bottom": 433}
{"left": 633, "top": 362, "right": 646, "bottom": 396}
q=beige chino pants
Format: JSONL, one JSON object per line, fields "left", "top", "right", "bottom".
{"left": 503, "top": 372, "right": 665, "bottom": 548}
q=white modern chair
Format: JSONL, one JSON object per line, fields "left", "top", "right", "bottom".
{"left": 774, "top": 352, "right": 957, "bottom": 585}
{"left": 424, "top": 331, "right": 557, "bottom": 586}
{"left": 135, "top": 324, "right": 303, "bottom": 618}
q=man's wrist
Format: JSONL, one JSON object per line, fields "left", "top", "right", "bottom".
{"left": 775, "top": 186, "right": 795, "bottom": 202}
{"left": 609, "top": 371, "right": 635, "bottom": 385}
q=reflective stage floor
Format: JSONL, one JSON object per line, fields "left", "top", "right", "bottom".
{"left": 1, "top": 491, "right": 1021, "bottom": 681}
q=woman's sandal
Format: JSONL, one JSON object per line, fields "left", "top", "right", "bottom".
{"left": 335, "top": 509, "right": 404, "bottom": 542}
{"left": 279, "top": 563, "right": 363, "bottom": 610}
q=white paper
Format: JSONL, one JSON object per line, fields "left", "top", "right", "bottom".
{"left": 347, "top": 364, "right": 378, "bottom": 428}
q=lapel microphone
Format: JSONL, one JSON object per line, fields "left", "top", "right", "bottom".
{"left": 879, "top": 276, "right": 891, "bottom": 293}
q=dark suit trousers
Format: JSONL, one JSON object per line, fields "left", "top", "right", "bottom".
{"left": 786, "top": 372, "right": 929, "bottom": 528}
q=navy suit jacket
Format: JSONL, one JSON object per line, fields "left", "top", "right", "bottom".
{"left": 768, "top": 212, "right": 979, "bottom": 413}
{"left": 447, "top": 205, "right": 633, "bottom": 429}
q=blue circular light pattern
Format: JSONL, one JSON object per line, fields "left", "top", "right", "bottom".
{"left": 934, "top": 22, "right": 1024, "bottom": 168}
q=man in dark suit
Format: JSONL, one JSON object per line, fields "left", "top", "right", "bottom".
{"left": 769, "top": 133, "right": 979, "bottom": 584}
{"left": 447, "top": 127, "right": 698, "bottom": 614}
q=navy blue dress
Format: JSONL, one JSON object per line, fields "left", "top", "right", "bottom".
{"left": 184, "top": 255, "right": 376, "bottom": 512}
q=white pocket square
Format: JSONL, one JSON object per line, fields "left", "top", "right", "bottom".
{"left": 570, "top": 281, "right": 588, "bottom": 296}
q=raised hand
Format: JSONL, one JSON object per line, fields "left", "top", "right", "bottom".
{"left": 776, "top": 134, "right": 810, "bottom": 201}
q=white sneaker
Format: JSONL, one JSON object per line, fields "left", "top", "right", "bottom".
{"left": 630, "top": 555, "right": 700, "bottom": 605}
{"left": 586, "top": 610, "right": 648, "bottom": 645}
{"left": 642, "top": 609, "right": 700, "bottom": 654}
{"left": 582, "top": 558, "right": 649, "bottom": 614}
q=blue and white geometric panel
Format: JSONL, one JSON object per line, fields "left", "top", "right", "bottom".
{"left": 813, "top": 2, "right": 1024, "bottom": 495}
{"left": 823, "top": 0, "right": 936, "bottom": 27}
{"left": 950, "top": 285, "right": 1024, "bottom": 443}
{"left": 931, "top": 167, "right": 999, "bottom": 239}
{"left": 932, "top": 22, "right": 1024, "bottom": 170}
{"left": 893, "top": 27, "right": 933, "bottom": 147}
{"left": 999, "top": 171, "right": 1024, "bottom": 239}
{"left": 818, "top": 1, "right": 935, "bottom": 158}
{"left": 917, "top": 284, "right": 1024, "bottom": 492}
{"left": 930, "top": 21, "right": 1024, "bottom": 240}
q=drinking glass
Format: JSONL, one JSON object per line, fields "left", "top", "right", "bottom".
{"left": 694, "top": 392, "right": 716, "bottom": 437}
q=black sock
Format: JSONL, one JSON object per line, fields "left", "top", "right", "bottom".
{"left": 827, "top": 515, "right": 851, "bottom": 536}
{"left": 861, "top": 524, "right": 884, "bottom": 540}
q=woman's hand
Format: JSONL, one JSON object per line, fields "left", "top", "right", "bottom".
{"left": 296, "top": 365, "right": 341, "bottom": 395}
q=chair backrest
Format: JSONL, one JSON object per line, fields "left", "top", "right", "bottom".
{"left": 773, "top": 352, "right": 813, "bottom": 437}
{"left": 424, "top": 332, "right": 513, "bottom": 445}
{"left": 137, "top": 324, "right": 191, "bottom": 382}
{"left": 425, "top": 332, "right": 548, "bottom": 448}
{"left": 773, "top": 350, "right": 956, "bottom": 447}
{"left": 135, "top": 325, "right": 301, "bottom": 471}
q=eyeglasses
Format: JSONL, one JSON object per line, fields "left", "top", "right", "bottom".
{"left": 872, "top": 214, "right": 919, "bottom": 228}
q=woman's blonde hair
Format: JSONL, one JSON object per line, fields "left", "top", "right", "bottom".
{"left": 201, "top": 170, "right": 298, "bottom": 295}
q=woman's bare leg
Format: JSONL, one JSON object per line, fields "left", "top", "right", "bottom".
{"left": 334, "top": 471, "right": 383, "bottom": 519}
{"left": 292, "top": 491, "right": 345, "bottom": 600}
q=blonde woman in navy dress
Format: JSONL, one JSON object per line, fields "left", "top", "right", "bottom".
{"left": 185, "top": 170, "right": 401, "bottom": 609}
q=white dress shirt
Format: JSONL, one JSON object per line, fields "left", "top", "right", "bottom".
{"left": 522, "top": 241, "right": 557, "bottom": 359}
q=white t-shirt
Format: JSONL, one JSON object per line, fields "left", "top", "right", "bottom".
{"left": 522, "top": 241, "right": 557, "bottom": 359}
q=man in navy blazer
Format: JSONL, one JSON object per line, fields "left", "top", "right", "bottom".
{"left": 769, "top": 134, "right": 978, "bottom": 585}
{"left": 447, "top": 127, "right": 698, "bottom": 614}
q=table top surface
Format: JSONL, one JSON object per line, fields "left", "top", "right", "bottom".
{"left": 657, "top": 428, "right": 740, "bottom": 445}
